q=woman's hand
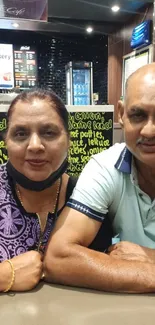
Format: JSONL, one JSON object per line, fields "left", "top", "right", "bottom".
{"left": 2, "top": 251, "right": 43, "bottom": 292}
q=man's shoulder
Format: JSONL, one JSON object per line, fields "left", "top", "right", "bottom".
{"left": 91, "top": 143, "right": 126, "bottom": 169}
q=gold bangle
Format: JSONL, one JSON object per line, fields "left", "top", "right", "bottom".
{"left": 3, "top": 260, "right": 15, "bottom": 293}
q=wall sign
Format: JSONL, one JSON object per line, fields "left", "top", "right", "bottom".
{"left": 122, "top": 45, "right": 153, "bottom": 96}
{"left": 14, "top": 45, "right": 37, "bottom": 89}
{"left": 67, "top": 106, "right": 114, "bottom": 177}
{"left": 0, "top": 0, "right": 48, "bottom": 21}
{"left": 0, "top": 44, "right": 14, "bottom": 89}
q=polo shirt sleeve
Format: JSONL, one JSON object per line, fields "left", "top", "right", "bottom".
{"left": 66, "top": 155, "right": 115, "bottom": 222}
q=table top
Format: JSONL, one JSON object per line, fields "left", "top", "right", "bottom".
{"left": 0, "top": 282, "right": 155, "bottom": 325}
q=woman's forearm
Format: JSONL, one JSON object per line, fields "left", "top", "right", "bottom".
{"left": 0, "top": 261, "right": 12, "bottom": 292}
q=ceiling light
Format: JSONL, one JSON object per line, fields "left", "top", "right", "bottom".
{"left": 86, "top": 26, "right": 93, "bottom": 33}
{"left": 111, "top": 5, "right": 120, "bottom": 12}
{"left": 12, "top": 23, "right": 19, "bottom": 28}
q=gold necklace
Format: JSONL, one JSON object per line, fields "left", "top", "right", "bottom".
{"left": 16, "top": 178, "right": 61, "bottom": 234}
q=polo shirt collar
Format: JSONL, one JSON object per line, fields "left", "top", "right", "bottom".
{"left": 115, "top": 146, "right": 132, "bottom": 174}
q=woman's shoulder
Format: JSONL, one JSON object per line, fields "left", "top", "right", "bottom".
{"left": 0, "top": 163, "right": 17, "bottom": 207}
{"left": 0, "top": 163, "right": 9, "bottom": 183}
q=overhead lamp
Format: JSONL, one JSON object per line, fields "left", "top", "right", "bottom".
{"left": 12, "top": 22, "right": 19, "bottom": 28}
{"left": 86, "top": 26, "right": 93, "bottom": 33}
{"left": 111, "top": 5, "right": 120, "bottom": 12}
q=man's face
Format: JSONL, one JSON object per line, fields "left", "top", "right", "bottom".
{"left": 119, "top": 72, "right": 155, "bottom": 168}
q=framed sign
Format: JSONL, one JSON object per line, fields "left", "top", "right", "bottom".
{"left": 0, "top": 44, "right": 14, "bottom": 89}
{"left": 0, "top": 0, "right": 48, "bottom": 21}
{"left": 14, "top": 45, "right": 37, "bottom": 89}
{"left": 122, "top": 45, "right": 153, "bottom": 96}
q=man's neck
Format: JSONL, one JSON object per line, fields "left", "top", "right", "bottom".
{"left": 135, "top": 159, "right": 155, "bottom": 199}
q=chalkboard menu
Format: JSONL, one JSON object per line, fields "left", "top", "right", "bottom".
{"left": 67, "top": 108, "right": 113, "bottom": 177}
{"left": 0, "top": 113, "right": 8, "bottom": 164}
{"left": 14, "top": 46, "right": 37, "bottom": 89}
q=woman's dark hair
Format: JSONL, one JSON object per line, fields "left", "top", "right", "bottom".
{"left": 7, "top": 89, "right": 69, "bottom": 134}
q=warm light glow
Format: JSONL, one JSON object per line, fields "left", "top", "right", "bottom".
{"left": 86, "top": 26, "right": 93, "bottom": 33}
{"left": 111, "top": 5, "right": 120, "bottom": 12}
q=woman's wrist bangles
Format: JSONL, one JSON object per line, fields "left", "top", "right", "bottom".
{"left": 3, "top": 260, "right": 15, "bottom": 293}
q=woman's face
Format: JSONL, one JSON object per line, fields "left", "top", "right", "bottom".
{"left": 6, "top": 98, "right": 69, "bottom": 181}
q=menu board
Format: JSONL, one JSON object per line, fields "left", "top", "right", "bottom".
{"left": 14, "top": 46, "right": 37, "bottom": 89}
{"left": 0, "top": 44, "right": 14, "bottom": 89}
{"left": 0, "top": 113, "right": 8, "bottom": 164}
{"left": 67, "top": 107, "right": 113, "bottom": 177}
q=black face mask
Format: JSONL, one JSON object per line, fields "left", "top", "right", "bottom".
{"left": 6, "top": 158, "right": 68, "bottom": 191}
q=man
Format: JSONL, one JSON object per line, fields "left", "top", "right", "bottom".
{"left": 44, "top": 63, "right": 155, "bottom": 293}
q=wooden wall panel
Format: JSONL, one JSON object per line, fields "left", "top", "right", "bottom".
{"left": 108, "top": 33, "right": 123, "bottom": 121}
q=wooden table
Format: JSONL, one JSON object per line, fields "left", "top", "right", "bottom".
{"left": 0, "top": 282, "right": 155, "bottom": 324}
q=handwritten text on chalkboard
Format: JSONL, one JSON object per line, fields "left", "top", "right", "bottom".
{"left": 0, "top": 113, "right": 8, "bottom": 164}
{"left": 68, "top": 111, "right": 113, "bottom": 176}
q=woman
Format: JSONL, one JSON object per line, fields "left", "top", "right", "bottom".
{"left": 0, "top": 89, "right": 76, "bottom": 292}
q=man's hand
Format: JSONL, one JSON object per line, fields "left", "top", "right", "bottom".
{"left": 108, "top": 241, "right": 155, "bottom": 264}
{"left": 2, "top": 251, "right": 43, "bottom": 292}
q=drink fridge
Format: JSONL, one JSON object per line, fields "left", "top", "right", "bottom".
{"left": 65, "top": 61, "right": 93, "bottom": 105}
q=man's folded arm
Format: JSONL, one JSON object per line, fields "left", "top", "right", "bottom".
{"left": 44, "top": 207, "right": 155, "bottom": 293}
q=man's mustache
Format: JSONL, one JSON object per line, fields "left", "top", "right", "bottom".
{"left": 136, "top": 137, "right": 155, "bottom": 145}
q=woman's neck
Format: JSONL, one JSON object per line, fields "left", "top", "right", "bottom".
{"left": 16, "top": 178, "right": 61, "bottom": 213}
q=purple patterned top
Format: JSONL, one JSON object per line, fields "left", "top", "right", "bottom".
{"left": 0, "top": 163, "right": 61, "bottom": 262}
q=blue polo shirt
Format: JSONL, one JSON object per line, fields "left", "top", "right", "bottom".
{"left": 67, "top": 143, "right": 155, "bottom": 248}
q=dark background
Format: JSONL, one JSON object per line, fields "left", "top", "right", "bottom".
{"left": 0, "top": 30, "right": 108, "bottom": 104}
